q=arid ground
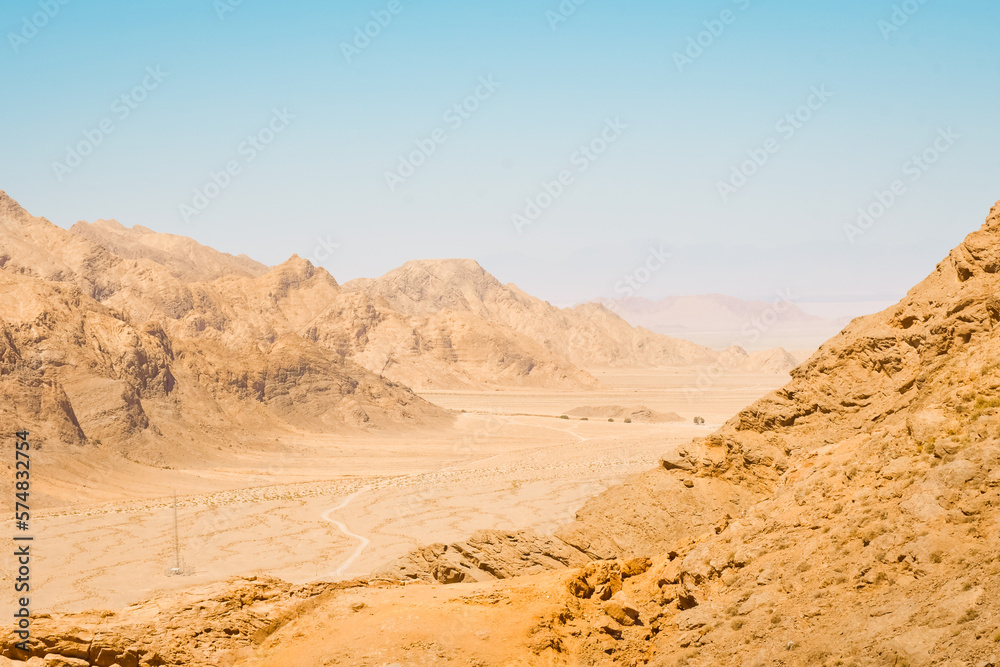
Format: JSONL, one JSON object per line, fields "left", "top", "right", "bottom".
{"left": 28, "top": 370, "right": 787, "bottom": 614}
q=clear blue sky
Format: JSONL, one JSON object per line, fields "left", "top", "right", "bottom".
{"left": 2, "top": 0, "right": 997, "bottom": 306}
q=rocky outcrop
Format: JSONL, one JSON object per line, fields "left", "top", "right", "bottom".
{"left": 373, "top": 529, "right": 591, "bottom": 584}
{"left": 0, "top": 577, "right": 371, "bottom": 667}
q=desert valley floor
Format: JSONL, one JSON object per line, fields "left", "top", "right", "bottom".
{"left": 27, "top": 369, "right": 786, "bottom": 614}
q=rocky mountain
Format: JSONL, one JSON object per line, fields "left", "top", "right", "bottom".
{"left": 0, "top": 191, "right": 450, "bottom": 480}
{"left": 65, "top": 218, "right": 599, "bottom": 391}
{"left": 346, "top": 259, "right": 797, "bottom": 372}
{"left": 70, "top": 218, "right": 267, "bottom": 282}
{"left": 721, "top": 345, "right": 802, "bottom": 373}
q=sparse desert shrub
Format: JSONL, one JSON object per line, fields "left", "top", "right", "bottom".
{"left": 580, "top": 417, "right": 588, "bottom": 421}
{"left": 958, "top": 608, "right": 979, "bottom": 624}
{"left": 770, "top": 613, "right": 783, "bottom": 625}
{"left": 624, "top": 418, "right": 632, "bottom": 423}
{"left": 559, "top": 415, "right": 569, "bottom": 420}
{"left": 993, "top": 630, "right": 1000, "bottom": 642}
{"left": 930, "top": 551, "right": 944, "bottom": 564}
{"left": 608, "top": 418, "right": 614, "bottom": 422}
{"left": 731, "top": 619, "right": 745, "bottom": 630}
{"left": 694, "top": 416, "right": 705, "bottom": 425}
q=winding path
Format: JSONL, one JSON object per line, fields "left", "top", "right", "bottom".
{"left": 321, "top": 490, "right": 371, "bottom": 577}
{"left": 317, "top": 416, "right": 592, "bottom": 577}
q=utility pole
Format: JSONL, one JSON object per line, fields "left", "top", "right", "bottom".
{"left": 171, "top": 491, "right": 181, "bottom": 575}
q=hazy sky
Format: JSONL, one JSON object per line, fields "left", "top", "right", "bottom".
{"left": 2, "top": 0, "right": 998, "bottom": 307}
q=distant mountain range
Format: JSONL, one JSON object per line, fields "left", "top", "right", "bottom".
{"left": 593, "top": 293, "right": 847, "bottom": 352}
{"left": 346, "top": 260, "right": 780, "bottom": 377}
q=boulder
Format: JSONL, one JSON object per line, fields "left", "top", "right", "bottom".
{"left": 621, "top": 557, "right": 652, "bottom": 578}
{"left": 661, "top": 450, "right": 695, "bottom": 472}
{"left": 602, "top": 592, "right": 640, "bottom": 627}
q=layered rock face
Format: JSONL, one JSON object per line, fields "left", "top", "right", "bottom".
{"left": 373, "top": 529, "right": 592, "bottom": 584}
